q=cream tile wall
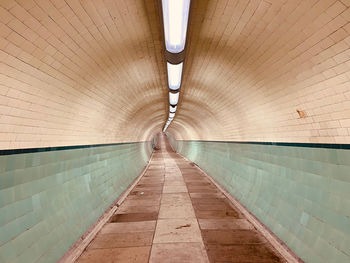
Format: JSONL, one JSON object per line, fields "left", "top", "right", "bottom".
{"left": 174, "top": 0, "right": 350, "bottom": 143}
{"left": 0, "top": 0, "right": 167, "bottom": 149}
{"left": 1, "top": 0, "right": 350, "bottom": 149}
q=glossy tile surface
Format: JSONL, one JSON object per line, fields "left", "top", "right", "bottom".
{"left": 77, "top": 134, "right": 283, "bottom": 262}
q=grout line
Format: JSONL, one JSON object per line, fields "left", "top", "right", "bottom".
{"left": 59, "top": 151, "right": 155, "bottom": 263}
{"left": 148, "top": 141, "right": 166, "bottom": 262}
{"left": 178, "top": 154, "right": 303, "bottom": 263}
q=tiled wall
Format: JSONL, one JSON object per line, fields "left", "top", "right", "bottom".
{"left": 0, "top": 1, "right": 165, "bottom": 149}
{"left": 2, "top": 1, "right": 350, "bottom": 146}
{"left": 165, "top": 132, "right": 177, "bottom": 151}
{"left": 172, "top": 140, "right": 350, "bottom": 263}
{"left": 167, "top": 0, "right": 350, "bottom": 143}
{"left": 0, "top": 142, "right": 152, "bottom": 263}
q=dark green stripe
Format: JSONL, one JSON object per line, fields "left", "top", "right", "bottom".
{"left": 0, "top": 141, "right": 150, "bottom": 156}
{"left": 178, "top": 140, "right": 350, "bottom": 150}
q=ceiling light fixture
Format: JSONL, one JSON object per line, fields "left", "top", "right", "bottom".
{"left": 162, "top": 0, "right": 191, "bottom": 53}
{"left": 169, "top": 92, "right": 179, "bottom": 105}
{"left": 161, "top": 0, "right": 191, "bottom": 132}
{"left": 169, "top": 105, "right": 177, "bottom": 113}
{"left": 167, "top": 62, "right": 183, "bottom": 90}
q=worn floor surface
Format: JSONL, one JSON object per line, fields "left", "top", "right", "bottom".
{"left": 77, "top": 135, "right": 284, "bottom": 263}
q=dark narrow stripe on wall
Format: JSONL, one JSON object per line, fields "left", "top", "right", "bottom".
{"left": 179, "top": 140, "right": 350, "bottom": 150}
{"left": 0, "top": 141, "right": 151, "bottom": 156}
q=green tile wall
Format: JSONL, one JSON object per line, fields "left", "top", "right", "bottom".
{"left": 166, "top": 132, "right": 177, "bottom": 151}
{"left": 0, "top": 142, "right": 152, "bottom": 263}
{"left": 171, "top": 139, "right": 350, "bottom": 263}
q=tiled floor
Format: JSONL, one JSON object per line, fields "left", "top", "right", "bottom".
{"left": 77, "top": 135, "right": 284, "bottom": 263}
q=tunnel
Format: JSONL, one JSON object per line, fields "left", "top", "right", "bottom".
{"left": 0, "top": 0, "right": 350, "bottom": 262}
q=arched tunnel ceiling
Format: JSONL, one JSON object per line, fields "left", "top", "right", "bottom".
{"left": 171, "top": 0, "right": 350, "bottom": 143}
{"left": 1, "top": 0, "right": 350, "bottom": 149}
{"left": 0, "top": 0, "right": 167, "bottom": 149}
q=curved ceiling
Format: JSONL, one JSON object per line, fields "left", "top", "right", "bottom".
{"left": 0, "top": 0, "right": 167, "bottom": 149}
{"left": 172, "top": 0, "right": 350, "bottom": 143}
{"left": 1, "top": 0, "right": 350, "bottom": 149}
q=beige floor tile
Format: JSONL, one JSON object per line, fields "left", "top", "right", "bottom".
{"left": 163, "top": 180, "right": 185, "bottom": 186}
{"left": 162, "top": 185, "right": 188, "bottom": 193}
{"left": 153, "top": 219, "right": 202, "bottom": 243}
{"left": 164, "top": 172, "right": 181, "bottom": 176}
{"left": 159, "top": 203, "right": 196, "bottom": 219}
{"left": 149, "top": 243, "right": 209, "bottom": 263}
{"left": 160, "top": 193, "right": 191, "bottom": 205}
{"left": 164, "top": 178, "right": 183, "bottom": 183}
{"left": 164, "top": 174, "right": 182, "bottom": 177}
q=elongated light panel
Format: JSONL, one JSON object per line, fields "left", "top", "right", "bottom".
{"left": 170, "top": 105, "right": 177, "bottom": 113}
{"left": 167, "top": 62, "right": 183, "bottom": 90}
{"left": 162, "top": 0, "right": 190, "bottom": 53}
{"left": 169, "top": 112, "right": 175, "bottom": 118}
{"left": 169, "top": 92, "right": 179, "bottom": 105}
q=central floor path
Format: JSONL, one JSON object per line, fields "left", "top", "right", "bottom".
{"left": 77, "top": 134, "right": 283, "bottom": 263}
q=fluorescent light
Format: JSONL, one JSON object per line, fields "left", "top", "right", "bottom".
{"left": 167, "top": 62, "right": 183, "bottom": 90}
{"left": 169, "top": 112, "right": 175, "bottom": 118}
{"left": 162, "top": 0, "right": 190, "bottom": 53}
{"left": 169, "top": 105, "right": 177, "bottom": 113}
{"left": 169, "top": 92, "right": 179, "bottom": 105}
